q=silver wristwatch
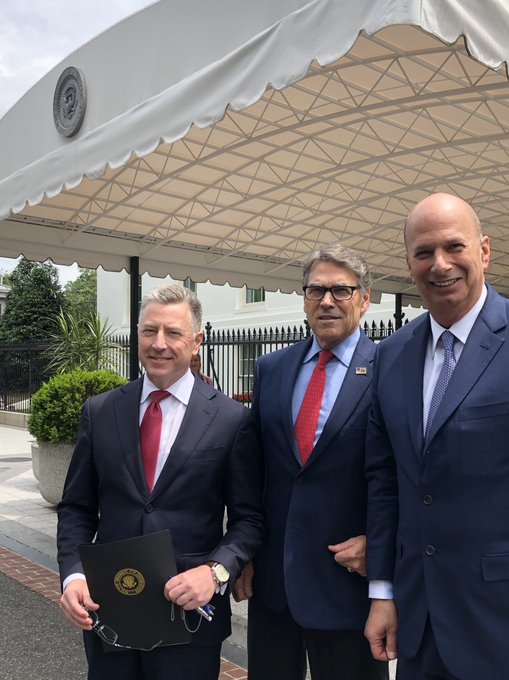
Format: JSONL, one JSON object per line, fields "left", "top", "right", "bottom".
{"left": 209, "top": 562, "right": 230, "bottom": 586}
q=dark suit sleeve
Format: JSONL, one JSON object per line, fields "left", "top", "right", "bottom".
{"left": 206, "top": 405, "right": 264, "bottom": 581}
{"left": 365, "top": 344, "right": 399, "bottom": 581}
{"left": 56, "top": 398, "right": 100, "bottom": 582}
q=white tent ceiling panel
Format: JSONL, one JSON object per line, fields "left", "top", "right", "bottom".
{"left": 1, "top": 0, "right": 509, "bottom": 302}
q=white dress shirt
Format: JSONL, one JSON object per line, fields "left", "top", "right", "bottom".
{"left": 140, "top": 370, "right": 194, "bottom": 485}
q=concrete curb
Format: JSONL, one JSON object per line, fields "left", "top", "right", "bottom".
{"left": 0, "top": 411, "right": 29, "bottom": 428}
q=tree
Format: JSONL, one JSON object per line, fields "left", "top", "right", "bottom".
{"left": 64, "top": 268, "right": 97, "bottom": 318}
{"left": 0, "top": 258, "right": 66, "bottom": 342}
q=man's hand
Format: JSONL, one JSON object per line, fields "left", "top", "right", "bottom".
{"left": 328, "top": 535, "right": 367, "bottom": 576}
{"left": 232, "top": 561, "right": 254, "bottom": 602}
{"left": 60, "top": 579, "right": 99, "bottom": 631}
{"left": 164, "top": 565, "right": 216, "bottom": 610}
{"left": 364, "top": 599, "right": 398, "bottom": 661}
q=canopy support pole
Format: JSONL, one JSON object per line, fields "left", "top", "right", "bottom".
{"left": 129, "top": 256, "right": 140, "bottom": 381}
{"left": 394, "top": 293, "right": 405, "bottom": 330}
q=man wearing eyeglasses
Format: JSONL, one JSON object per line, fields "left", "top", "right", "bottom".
{"left": 234, "top": 244, "right": 388, "bottom": 679}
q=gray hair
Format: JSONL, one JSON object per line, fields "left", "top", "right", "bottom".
{"left": 302, "top": 243, "right": 372, "bottom": 291}
{"left": 139, "top": 284, "right": 202, "bottom": 333}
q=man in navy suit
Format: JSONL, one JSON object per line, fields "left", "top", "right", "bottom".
{"left": 365, "top": 193, "right": 509, "bottom": 680}
{"left": 234, "top": 244, "right": 388, "bottom": 679}
{"left": 57, "top": 284, "right": 264, "bottom": 680}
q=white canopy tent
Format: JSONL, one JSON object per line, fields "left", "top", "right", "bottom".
{"left": 1, "top": 0, "right": 509, "bottom": 304}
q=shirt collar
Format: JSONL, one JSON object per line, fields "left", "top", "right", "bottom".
{"left": 429, "top": 284, "right": 487, "bottom": 356}
{"left": 304, "top": 327, "right": 361, "bottom": 367}
{"left": 141, "top": 369, "right": 195, "bottom": 406}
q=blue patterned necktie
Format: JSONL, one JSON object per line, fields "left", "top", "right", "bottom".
{"left": 425, "top": 330, "right": 456, "bottom": 440}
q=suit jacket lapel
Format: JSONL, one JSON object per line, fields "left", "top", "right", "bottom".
{"left": 280, "top": 338, "right": 314, "bottom": 461}
{"left": 114, "top": 378, "right": 147, "bottom": 497}
{"left": 426, "top": 288, "right": 507, "bottom": 444}
{"left": 152, "top": 378, "right": 218, "bottom": 496}
{"left": 404, "top": 316, "right": 429, "bottom": 456}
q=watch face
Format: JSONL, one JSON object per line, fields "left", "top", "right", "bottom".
{"left": 213, "top": 563, "right": 230, "bottom": 583}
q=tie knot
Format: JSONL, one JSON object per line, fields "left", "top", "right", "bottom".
{"left": 441, "top": 330, "right": 455, "bottom": 352}
{"left": 318, "top": 350, "right": 334, "bottom": 366}
{"left": 149, "top": 390, "right": 170, "bottom": 404}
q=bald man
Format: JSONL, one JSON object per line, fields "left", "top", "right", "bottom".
{"left": 365, "top": 193, "right": 509, "bottom": 680}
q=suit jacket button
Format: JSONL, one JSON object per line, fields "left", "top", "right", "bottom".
{"left": 425, "top": 544, "right": 435, "bottom": 556}
{"left": 145, "top": 504, "right": 153, "bottom": 512}
{"left": 423, "top": 495, "right": 433, "bottom": 505}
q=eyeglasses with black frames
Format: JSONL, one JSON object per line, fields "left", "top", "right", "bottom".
{"left": 89, "top": 610, "right": 162, "bottom": 652}
{"left": 302, "top": 284, "right": 361, "bottom": 301}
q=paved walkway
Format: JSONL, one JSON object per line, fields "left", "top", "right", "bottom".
{"left": 0, "top": 424, "right": 247, "bottom": 679}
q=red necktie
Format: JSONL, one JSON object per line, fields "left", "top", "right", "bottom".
{"left": 140, "top": 390, "right": 171, "bottom": 492}
{"left": 295, "top": 350, "right": 334, "bottom": 465}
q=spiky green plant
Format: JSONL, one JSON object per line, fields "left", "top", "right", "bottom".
{"left": 47, "top": 309, "right": 126, "bottom": 373}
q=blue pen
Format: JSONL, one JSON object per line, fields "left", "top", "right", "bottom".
{"left": 195, "top": 604, "right": 214, "bottom": 622}
{"left": 167, "top": 576, "right": 214, "bottom": 622}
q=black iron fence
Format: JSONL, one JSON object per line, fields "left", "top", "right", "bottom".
{"left": 0, "top": 319, "right": 400, "bottom": 411}
{"left": 200, "top": 319, "right": 399, "bottom": 402}
{"left": 0, "top": 341, "right": 52, "bottom": 412}
{"left": 201, "top": 322, "right": 310, "bottom": 402}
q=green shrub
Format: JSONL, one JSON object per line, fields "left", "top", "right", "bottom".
{"left": 28, "top": 369, "right": 127, "bottom": 444}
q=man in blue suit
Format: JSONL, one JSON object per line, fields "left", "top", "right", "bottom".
{"left": 234, "top": 244, "right": 388, "bottom": 679}
{"left": 57, "top": 284, "right": 264, "bottom": 680}
{"left": 365, "top": 193, "right": 509, "bottom": 679}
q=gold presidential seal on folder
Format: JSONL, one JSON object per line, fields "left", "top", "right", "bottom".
{"left": 114, "top": 568, "right": 145, "bottom": 596}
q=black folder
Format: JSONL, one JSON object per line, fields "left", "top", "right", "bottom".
{"left": 78, "top": 530, "right": 191, "bottom": 651}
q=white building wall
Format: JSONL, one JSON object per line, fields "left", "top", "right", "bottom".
{"left": 97, "top": 268, "right": 173, "bottom": 333}
{"left": 97, "top": 269, "right": 425, "bottom": 392}
{"left": 197, "top": 284, "right": 305, "bottom": 331}
{"left": 97, "top": 269, "right": 424, "bottom": 335}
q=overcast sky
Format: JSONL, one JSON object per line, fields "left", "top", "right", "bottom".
{"left": 0, "top": 0, "right": 155, "bottom": 283}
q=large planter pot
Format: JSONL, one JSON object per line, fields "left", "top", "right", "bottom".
{"left": 31, "top": 441, "right": 40, "bottom": 481}
{"left": 37, "top": 441, "right": 74, "bottom": 506}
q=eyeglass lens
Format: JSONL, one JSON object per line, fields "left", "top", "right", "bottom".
{"left": 304, "top": 285, "right": 358, "bottom": 301}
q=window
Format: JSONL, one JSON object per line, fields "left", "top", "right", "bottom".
{"left": 183, "top": 277, "right": 197, "bottom": 292}
{"left": 238, "top": 343, "right": 262, "bottom": 395}
{"left": 245, "top": 286, "right": 265, "bottom": 304}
